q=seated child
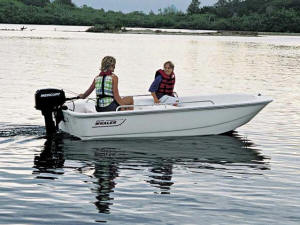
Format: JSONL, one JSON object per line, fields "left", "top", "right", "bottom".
{"left": 149, "top": 61, "right": 179, "bottom": 105}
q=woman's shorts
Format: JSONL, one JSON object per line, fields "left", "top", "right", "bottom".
{"left": 96, "top": 100, "right": 120, "bottom": 112}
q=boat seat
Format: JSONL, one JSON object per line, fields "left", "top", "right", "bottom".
{"left": 64, "top": 99, "right": 97, "bottom": 113}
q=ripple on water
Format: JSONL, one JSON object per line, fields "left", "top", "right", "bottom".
{"left": 0, "top": 124, "right": 45, "bottom": 137}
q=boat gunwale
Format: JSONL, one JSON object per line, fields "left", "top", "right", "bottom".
{"left": 62, "top": 98, "right": 273, "bottom": 118}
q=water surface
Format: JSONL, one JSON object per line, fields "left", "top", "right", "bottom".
{"left": 0, "top": 24, "right": 299, "bottom": 224}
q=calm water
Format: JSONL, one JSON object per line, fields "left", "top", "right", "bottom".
{"left": 0, "top": 24, "right": 300, "bottom": 225}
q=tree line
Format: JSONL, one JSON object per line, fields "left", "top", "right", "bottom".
{"left": 1, "top": 0, "right": 300, "bottom": 33}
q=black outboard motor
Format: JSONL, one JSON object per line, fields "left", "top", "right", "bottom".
{"left": 35, "top": 89, "right": 66, "bottom": 137}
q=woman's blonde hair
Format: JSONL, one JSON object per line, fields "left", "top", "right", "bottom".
{"left": 164, "top": 61, "right": 174, "bottom": 69}
{"left": 101, "top": 56, "right": 116, "bottom": 72}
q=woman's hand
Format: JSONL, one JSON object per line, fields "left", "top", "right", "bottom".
{"left": 78, "top": 79, "right": 96, "bottom": 99}
{"left": 78, "top": 94, "right": 85, "bottom": 99}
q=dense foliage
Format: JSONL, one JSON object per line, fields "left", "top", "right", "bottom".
{"left": 1, "top": 0, "right": 300, "bottom": 32}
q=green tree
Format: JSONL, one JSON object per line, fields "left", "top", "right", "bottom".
{"left": 163, "top": 5, "right": 179, "bottom": 15}
{"left": 52, "top": 0, "right": 75, "bottom": 7}
{"left": 19, "top": 0, "right": 50, "bottom": 7}
{"left": 187, "top": 0, "right": 201, "bottom": 14}
{"left": 215, "top": 0, "right": 228, "bottom": 7}
{"left": 1, "top": 0, "right": 300, "bottom": 33}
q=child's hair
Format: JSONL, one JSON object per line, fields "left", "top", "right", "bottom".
{"left": 164, "top": 61, "right": 174, "bottom": 69}
{"left": 101, "top": 56, "right": 116, "bottom": 72}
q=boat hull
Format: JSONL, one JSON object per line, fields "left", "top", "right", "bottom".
{"left": 59, "top": 97, "right": 271, "bottom": 140}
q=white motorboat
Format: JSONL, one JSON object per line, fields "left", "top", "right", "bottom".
{"left": 53, "top": 93, "right": 272, "bottom": 140}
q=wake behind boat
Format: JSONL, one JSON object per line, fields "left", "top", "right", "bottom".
{"left": 35, "top": 89, "right": 272, "bottom": 140}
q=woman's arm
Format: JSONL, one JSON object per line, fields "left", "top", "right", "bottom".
{"left": 112, "top": 75, "right": 123, "bottom": 105}
{"left": 78, "top": 79, "right": 95, "bottom": 99}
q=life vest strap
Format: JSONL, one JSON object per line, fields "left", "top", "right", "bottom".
{"left": 96, "top": 75, "right": 114, "bottom": 108}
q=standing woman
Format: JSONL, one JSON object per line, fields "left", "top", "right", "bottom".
{"left": 78, "top": 56, "right": 134, "bottom": 111}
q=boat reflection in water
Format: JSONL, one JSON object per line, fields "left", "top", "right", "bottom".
{"left": 34, "top": 133, "right": 268, "bottom": 214}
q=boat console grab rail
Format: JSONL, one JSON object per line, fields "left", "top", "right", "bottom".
{"left": 127, "top": 92, "right": 179, "bottom": 98}
{"left": 116, "top": 99, "right": 215, "bottom": 111}
{"left": 182, "top": 100, "right": 215, "bottom": 105}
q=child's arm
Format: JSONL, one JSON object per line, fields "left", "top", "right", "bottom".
{"left": 151, "top": 92, "right": 160, "bottom": 104}
{"left": 149, "top": 75, "right": 162, "bottom": 103}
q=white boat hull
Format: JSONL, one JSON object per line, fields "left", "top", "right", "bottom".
{"left": 59, "top": 94, "right": 272, "bottom": 140}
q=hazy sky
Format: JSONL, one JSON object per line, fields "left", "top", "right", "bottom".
{"left": 72, "top": 0, "right": 217, "bottom": 13}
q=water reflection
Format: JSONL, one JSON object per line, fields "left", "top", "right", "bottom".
{"left": 34, "top": 137, "right": 65, "bottom": 178}
{"left": 93, "top": 150, "right": 119, "bottom": 214}
{"left": 34, "top": 133, "right": 268, "bottom": 213}
{"left": 147, "top": 160, "right": 174, "bottom": 195}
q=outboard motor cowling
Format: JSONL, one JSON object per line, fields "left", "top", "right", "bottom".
{"left": 35, "top": 89, "right": 66, "bottom": 137}
{"left": 35, "top": 88, "right": 66, "bottom": 110}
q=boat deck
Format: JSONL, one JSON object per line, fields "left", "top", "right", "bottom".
{"left": 64, "top": 94, "right": 272, "bottom": 115}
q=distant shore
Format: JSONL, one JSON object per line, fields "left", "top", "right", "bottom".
{"left": 119, "top": 28, "right": 259, "bottom": 36}
{"left": 88, "top": 27, "right": 300, "bottom": 37}
{"left": 1, "top": 25, "right": 300, "bottom": 37}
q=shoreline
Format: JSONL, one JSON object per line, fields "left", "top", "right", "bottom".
{"left": 88, "top": 28, "right": 300, "bottom": 37}
{"left": 119, "top": 29, "right": 259, "bottom": 37}
{"left": 1, "top": 25, "right": 300, "bottom": 37}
